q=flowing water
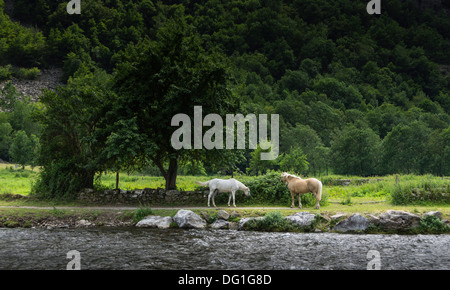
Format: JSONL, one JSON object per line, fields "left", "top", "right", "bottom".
{"left": 0, "top": 227, "right": 449, "bottom": 270}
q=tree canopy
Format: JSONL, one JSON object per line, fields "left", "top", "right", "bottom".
{"left": 1, "top": 0, "right": 449, "bottom": 197}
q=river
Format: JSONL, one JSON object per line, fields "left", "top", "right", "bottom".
{"left": 0, "top": 228, "right": 448, "bottom": 270}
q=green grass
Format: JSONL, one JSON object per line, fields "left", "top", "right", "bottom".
{"left": 0, "top": 166, "right": 448, "bottom": 208}
{"left": 0, "top": 166, "right": 39, "bottom": 195}
{"left": 324, "top": 174, "right": 449, "bottom": 205}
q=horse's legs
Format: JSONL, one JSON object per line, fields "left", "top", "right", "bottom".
{"left": 290, "top": 191, "right": 295, "bottom": 208}
{"left": 227, "top": 192, "right": 232, "bottom": 207}
{"left": 298, "top": 194, "right": 302, "bottom": 209}
{"left": 212, "top": 189, "right": 217, "bottom": 207}
{"left": 207, "top": 189, "right": 214, "bottom": 207}
{"left": 232, "top": 190, "right": 236, "bottom": 207}
{"left": 314, "top": 192, "right": 320, "bottom": 209}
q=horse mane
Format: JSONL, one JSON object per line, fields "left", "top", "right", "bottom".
{"left": 282, "top": 172, "right": 302, "bottom": 180}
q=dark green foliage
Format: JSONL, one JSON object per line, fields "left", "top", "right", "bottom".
{"left": 32, "top": 70, "right": 115, "bottom": 199}
{"left": 1, "top": 0, "right": 450, "bottom": 196}
{"left": 9, "top": 130, "right": 37, "bottom": 169}
{"left": 417, "top": 215, "right": 450, "bottom": 234}
{"left": 246, "top": 211, "right": 301, "bottom": 232}
{"left": 245, "top": 171, "right": 291, "bottom": 205}
{"left": 331, "top": 124, "right": 381, "bottom": 176}
{"left": 390, "top": 179, "right": 450, "bottom": 205}
{"left": 111, "top": 11, "right": 239, "bottom": 189}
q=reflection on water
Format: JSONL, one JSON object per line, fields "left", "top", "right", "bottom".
{"left": 0, "top": 228, "right": 449, "bottom": 270}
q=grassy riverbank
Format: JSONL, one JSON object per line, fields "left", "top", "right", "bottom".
{"left": 0, "top": 166, "right": 449, "bottom": 233}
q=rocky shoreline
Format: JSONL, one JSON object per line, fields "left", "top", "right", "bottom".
{"left": 1, "top": 206, "right": 449, "bottom": 234}
{"left": 136, "top": 209, "right": 450, "bottom": 234}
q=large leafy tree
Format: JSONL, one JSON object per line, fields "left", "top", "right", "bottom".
{"left": 34, "top": 69, "right": 114, "bottom": 199}
{"left": 112, "top": 11, "right": 239, "bottom": 189}
{"left": 382, "top": 121, "right": 432, "bottom": 174}
{"left": 9, "top": 130, "right": 35, "bottom": 169}
{"left": 330, "top": 123, "right": 381, "bottom": 176}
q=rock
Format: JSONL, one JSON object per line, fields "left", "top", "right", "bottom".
{"left": 367, "top": 214, "right": 380, "bottom": 225}
{"left": 217, "top": 210, "right": 230, "bottom": 220}
{"left": 165, "top": 190, "right": 181, "bottom": 202}
{"left": 238, "top": 217, "right": 262, "bottom": 230}
{"left": 238, "top": 217, "right": 253, "bottom": 230}
{"left": 76, "top": 219, "right": 93, "bottom": 227}
{"left": 285, "top": 212, "right": 316, "bottom": 227}
{"left": 228, "top": 222, "right": 239, "bottom": 231}
{"left": 377, "top": 210, "right": 421, "bottom": 230}
{"left": 230, "top": 211, "right": 241, "bottom": 218}
{"left": 423, "top": 211, "right": 443, "bottom": 220}
{"left": 136, "top": 216, "right": 173, "bottom": 229}
{"left": 210, "top": 219, "right": 229, "bottom": 229}
{"left": 173, "top": 209, "right": 207, "bottom": 229}
{"left": 334, "top": 214, "right": 369, "bottom": 232}
{"left": 330, "top": 213, "right": 347, "bottom": 220}
{"left": 200, "top": 212, "right": 210, "bottom": 221}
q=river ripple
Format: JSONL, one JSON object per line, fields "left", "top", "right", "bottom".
{"left": 0, "top": 228, "right": 448, "bottom": 270}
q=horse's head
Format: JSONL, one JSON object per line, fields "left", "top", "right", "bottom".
{"left": 244, "top": 187, "right": 251, "bottom": 197}
{"left": 281, "top": 172, "right": 289, "bottom": 183}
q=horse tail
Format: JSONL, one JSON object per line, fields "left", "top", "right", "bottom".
{"left": 317, "top": 180, "right": 323, "bottom": 201}
{"left": 195, "top": 180, "right": 210, "bottom": 187}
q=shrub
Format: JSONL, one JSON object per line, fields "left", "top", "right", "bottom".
{"left": 418, "top": 215, "right": 450, "bottom": 234}
{"left": 390, "top": 179, "right": 450, "bottom": 205}
{"left": 246, "top": 211, "right": 301, "bottom": 232}
{"left": 245, "top": 171, "right": 291, "bottom": 205}
{"left": 0, "top": 65, "right": 12, "bottom": 80}
{"left": 14, "top": 67, "right": 40, "bottom": 80}
{"left": 31, "top": 161, "right": 93, "bottom": 200}
{"left": 133, "top": 206, "right": 153, "bottom": 224}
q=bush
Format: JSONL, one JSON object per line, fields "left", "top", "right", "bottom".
{"left": 133, "top": 206, "right": 153, "bottom": 224}
{"left": 418, "top": 215, "right": 450, "bottom": 234}
{"left": 245, "top": 171, "right": 291, "bottom": 205}
{"left": 0, "top": 65, "right": 12, "bottom": 80}
{"left": 246, "top": 211, "right": 301, "bottom": 232}
{"left": 14, "top": 67, "right": 40, "bottom": 80}
{"left": 390, "top": 179, "right": 450, "bottom": 205}
{"left": 31, "top": 161, "right": 94, "bottom": 200}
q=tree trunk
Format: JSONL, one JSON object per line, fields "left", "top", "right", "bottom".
{"left": 81, "top": 170, "right": 95, "bottom": 189}
{"left": 116, "top": 172, "right": 119, "bottom": 190}
{"left": 165, "top": 158, "right": 178, "bottom": 190}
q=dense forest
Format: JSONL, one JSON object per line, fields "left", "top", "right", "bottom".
{"left": 0, "top": 0, "right": 449, "bottom": 197}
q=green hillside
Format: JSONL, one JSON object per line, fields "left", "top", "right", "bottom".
{"left": 0, "top": 0, "right": 449, "bottom": 197}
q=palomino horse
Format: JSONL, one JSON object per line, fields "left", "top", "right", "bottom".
{"left": 196, "top": 178, "right": 251, "bottom": 207}
{"left": 281, "top": 172, "right": 322, "bottom": 209}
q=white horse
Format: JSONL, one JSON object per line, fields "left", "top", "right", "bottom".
{"left": 196, "top": 178, "right": 251, "bottom": 207}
